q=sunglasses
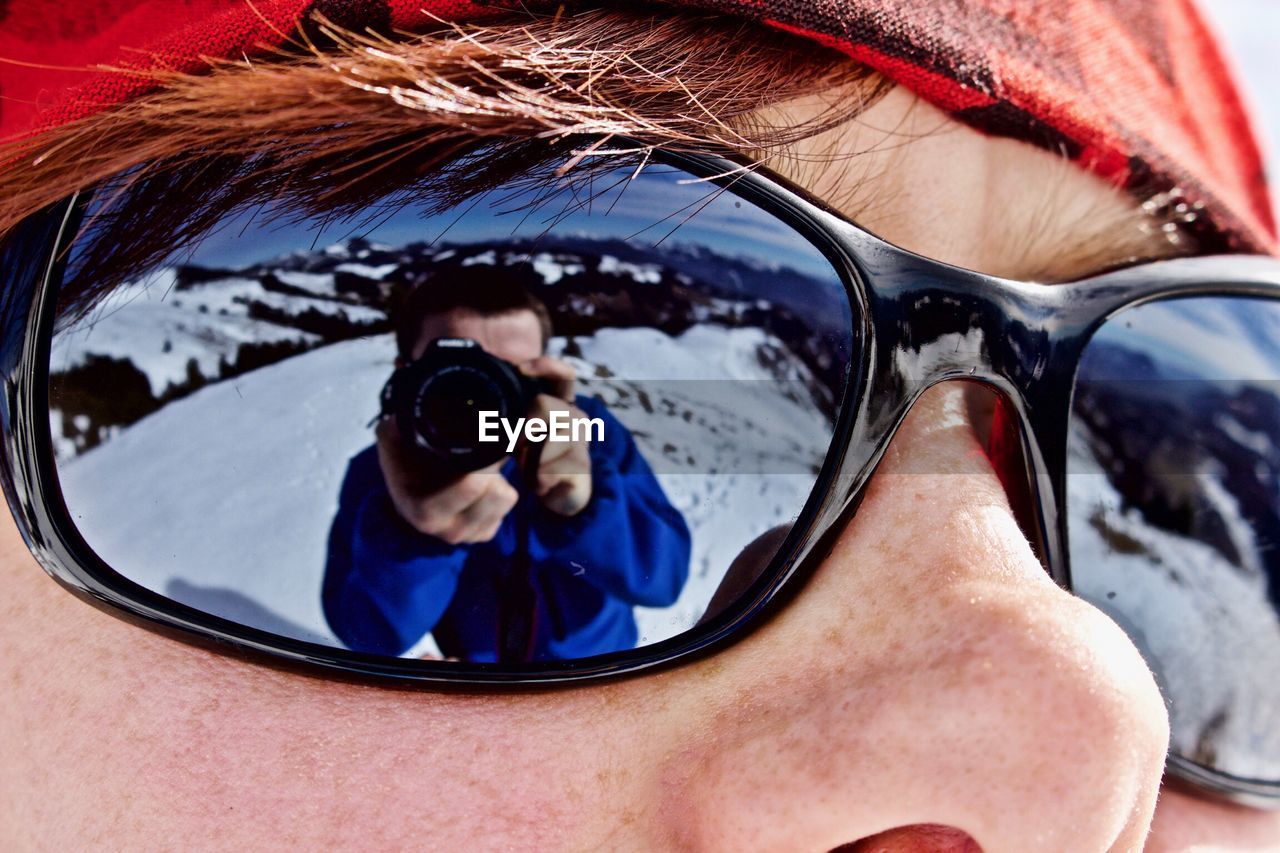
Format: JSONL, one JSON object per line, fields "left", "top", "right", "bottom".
{"left": 2, "top": 145, "right": 1278, "bottom": 804}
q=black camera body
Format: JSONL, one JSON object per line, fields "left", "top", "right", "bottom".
{"left": 381, "top": 338, "right": 552, "bottom": 473}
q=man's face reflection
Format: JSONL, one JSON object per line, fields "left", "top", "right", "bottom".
{"left": 410, "top": 308, "right": 543, "bottom": 364}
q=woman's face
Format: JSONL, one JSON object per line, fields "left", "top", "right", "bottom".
{"left": 1, "top": 85, "right": 1277, "bottom": 851}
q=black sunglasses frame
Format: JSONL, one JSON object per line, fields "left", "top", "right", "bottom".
{"left": 3, "top": 149, "right": 1280, "bottom": 803}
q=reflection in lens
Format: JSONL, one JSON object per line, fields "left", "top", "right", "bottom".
{"left": 418, "top": 370, "right": 503, "bottom": 452}
{"left": 48, "top": 160, "right": 855, "bottom": 665}
{"left": 1070, "top": 295, "right": 1280, "bottom": 783}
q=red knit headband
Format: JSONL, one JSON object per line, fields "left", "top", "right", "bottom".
{"left": 0, "top": 0, "right": 1273, "bottom": 254}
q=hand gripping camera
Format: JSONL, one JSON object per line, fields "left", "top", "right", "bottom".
{"left": 381, "top": 338, "right": 554, "bottom": 474}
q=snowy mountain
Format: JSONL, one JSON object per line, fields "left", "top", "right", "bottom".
{"left": 50, "top": 234, "right": 849, "bottom": 459}
{"left": 1069, "top": 416, "right": 1280, "bottom": 780}
{"left": 1070, "top": 338, "right": 1280, "bottom": 779}
{"left": 1073, "top": 340, "right": 1280, "bottom": 586}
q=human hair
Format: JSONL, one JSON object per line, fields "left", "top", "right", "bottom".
{"left": 0, "top": 9, "right": 892, "bottom": 318}
{"left": 395, "top": 268, "right": 553, "bottom": 359}
{"left": 0, "top": 5, "right": 1187, "bottom": 314}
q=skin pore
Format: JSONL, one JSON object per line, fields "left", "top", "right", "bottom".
{"left": 1, "top": 68, "right": 1278, "bottom": 853}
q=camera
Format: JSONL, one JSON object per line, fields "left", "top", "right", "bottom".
{"left": 381, "top": 338, "right": 552, "bottom": 473}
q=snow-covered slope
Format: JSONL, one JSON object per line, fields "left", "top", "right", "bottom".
{"left": 53, "top": 268, "right": 386, "bottom": 395}
{"left": 554, "top": 326, "right": 831, "bottom": 641}
{"left": 1068, "top": 418, "right": 1280, "bottom": 780}
{"left": 51, "top": 233, "right": 847, "bottom": 460}
{"left": 57, "top": 325, "right": 830, "bottom": 656}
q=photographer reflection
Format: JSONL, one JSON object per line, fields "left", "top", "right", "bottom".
{"left": 322, "top": 271, "right": 691, "bottom": 662}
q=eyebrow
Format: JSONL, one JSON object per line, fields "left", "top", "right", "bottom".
{"left": 766, "top": 102, "right": 1191, "bottom": 284}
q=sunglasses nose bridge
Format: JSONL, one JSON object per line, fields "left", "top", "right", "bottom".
{"left": 866, "top": 266, "right": 1045, "bottom": 394}
{"left": 859, "top": 265, "right": 1065, "bottom": 570}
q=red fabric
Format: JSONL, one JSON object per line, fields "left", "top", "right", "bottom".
{"left": 0, "top": 0, "right": 1273, "bottom": 253}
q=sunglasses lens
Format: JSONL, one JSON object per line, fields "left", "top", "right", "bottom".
{"left": 47, "top": 158, "right": 857, "bottom": 666}
{"left": 1069, "top": 295, "right": 1280, "bottom": 786}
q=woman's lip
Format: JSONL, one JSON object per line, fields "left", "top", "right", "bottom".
{"left": 834, "top": 824, "right": 983, "bottom": 853}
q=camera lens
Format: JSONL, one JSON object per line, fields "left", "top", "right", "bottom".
{"left": 415, "top": 366, "right": 508, "bottom": 457}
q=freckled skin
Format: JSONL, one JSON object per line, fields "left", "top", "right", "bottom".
{"left": 1, "top": 95, "right": 1277, "bottom": 850}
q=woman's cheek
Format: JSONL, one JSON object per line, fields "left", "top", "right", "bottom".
{"left": 1146, "top": 785, "right": 1280, "bottom": 850}
{"left": 0, "top": 514, "right": 666, "bottom": 849}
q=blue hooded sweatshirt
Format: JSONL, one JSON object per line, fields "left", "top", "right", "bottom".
{"left": 322, "top": 397, "right": 691, "bottom": 661}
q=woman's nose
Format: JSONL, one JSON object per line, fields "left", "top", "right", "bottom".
{"left": 659, "top": 383, "right": 1171, "bottom": 852}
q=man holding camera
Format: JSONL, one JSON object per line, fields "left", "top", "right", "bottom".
{"left": 322, "top": 270, "right": 692, "bottom": 662}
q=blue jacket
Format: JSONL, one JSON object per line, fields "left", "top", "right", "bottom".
{"left": 322, "top": 397, "right": 691, "bottom": 661}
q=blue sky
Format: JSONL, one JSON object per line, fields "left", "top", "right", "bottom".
{"left": 182, "top": 163, "right": 838, "bottom": 281}
{"left": 1090, "top": 296, "right": 1280, "bottom": 381}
